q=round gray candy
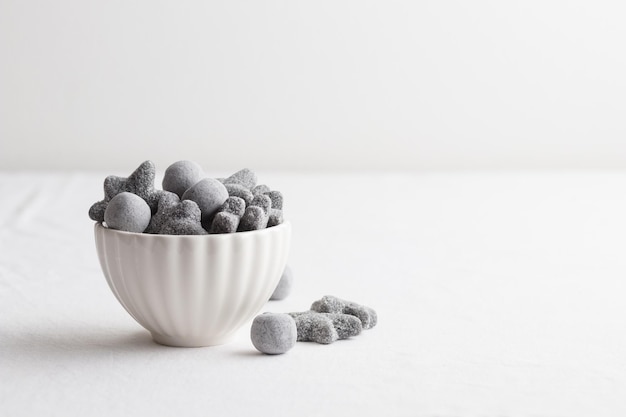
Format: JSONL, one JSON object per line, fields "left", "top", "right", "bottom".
{"left": 181, "top": 178, "right": 229, "bottom": 223}
{"left": 250, "top": 313, "right": 297, "bottom": 355}
{"left": 162, "top": 160, "right": 204, "bottom": 198}
{"left": 104, "top": 192, "right": 151, "bottom": 233}
{"left": 270, "top": 265, "right": 293, "bottom": 300}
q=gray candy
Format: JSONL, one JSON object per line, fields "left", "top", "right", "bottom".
{"left": 250, "top": 313, "right": 297, "bottom": 355}
{"left": 182, "top": 178, "right": 229, "bottom": 224}
{"left": 162, "top": 160, "right": 204, "bottom": 198}
{"left": 264, "top": 190, "right": 283, "bottom": 210}
{"left": 250, "top": 194, "right": 271, "bottom": 215}
{"left": 158, "top": 200, "right": 207, "bottom": 235}
{"left": 224, "top": 168, "right": 257, "bottom": 190}
{"left": 252, "top": 184, "right": 270, "bottom": 196}
{"left": 311, "top": 295, "right": 378, "bottom": 329}
{"left": 144, "top": 191, "right": 180, "bottom": 234}
{"left": 104, "top": 192, "right": 152, "bottom": 233}
{"left": 220, "top": 196, "right": 246, "bottom": 217}
{"left": 209, "top": 211, "right": 240, "bottom": 234}
{"left": 208, "top": 196, "right": 246, "bottom": 234}
{"left": 238, "top": 206, "right": 268, "bottom": 232}
{"left": 224, "top": 183, "right": 253, "bottom": 206}
{"left": 267, "top": 209, "right": 283, "bottom": 227}
{"left": 288, "top": 311, "right": 362, "bottom": 344}
{"left": 89, "top": 160, "right": 160, "bottom": 222}
{"left": 270, "top": 265, "right": 293, "bottom": 300}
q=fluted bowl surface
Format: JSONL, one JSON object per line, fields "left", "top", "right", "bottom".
{"left": 94, "top": 222, "right": 291, "bottom": 347}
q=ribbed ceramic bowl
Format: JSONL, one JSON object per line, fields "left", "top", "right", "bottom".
{"left": 94, "top": 221, "right": 291, "bottom": 347}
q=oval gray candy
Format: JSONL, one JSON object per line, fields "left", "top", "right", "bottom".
{"left": 104, "top": 192, "right": 151, "bottom": 233}
{"left": 250, "top": 313, "right": 297, "bottom": 354}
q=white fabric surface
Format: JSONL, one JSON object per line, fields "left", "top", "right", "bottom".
{"left": 1, "top": 171, "right": 625, "bottom": 416}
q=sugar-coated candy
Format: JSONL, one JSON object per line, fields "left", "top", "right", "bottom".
{"left": 144, "top": 191, "right": 180, "bottom": 234}
{"left": 181, "top": 178, "right": 229, "bottom": 224}
{"left": 238, "top": 206, "right": 268, "bottom": 232}
{"left": 288, "top": 311, "right": 362, "bottom": 344}
{"left": 90, "top": 163, "right": 286, "bottom": 236}
{"left": 88, "top": 201, "right": 108, "bottom": 223}
{"left": 267, "top": 209, "right": 283, "bottom": 227}
{"left": 311, "top": 295, "right": 377, "bottom": 329}
{"left": 209, "top": 211, "right": 240, "bottom": 234}
{"left": 158, "top": 200, "right": 207, "bottom": 235}
{"left": 250, "top": 313, "right": 297, "bottom": 354}
{"left": 223, "top": 168, "right": 257, "bottom": 190}
{"left": 220, "top": 196, "right": 246, "bottom": 217}
{"left": 89, "top": 160, "right": 160, "bottom": 222}
{"left": 270, "top": 265, "right": 293, "bottom": 300}
{"left": 224, "top": 183, "right": 253, "bottom": 206}
{"left": 250, "top": 194, "right": 271, "bottom": 215}
{"left": 162, "top": 160, "right": 204, "bottom": 198}
{"left": 252, "top": 184, "right": 270, "bottom": 196}
{"left": 104, "top": 192, "right": 152, "bottom": 233}
{"left": 264, "top": 190, "right": 283, "bottom": 210}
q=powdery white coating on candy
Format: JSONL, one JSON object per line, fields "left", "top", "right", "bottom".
{"left": 250, "top": 313, "right": 297, "bottom": 354}
{"left": 252, "top": 184, "right": 270, "bottom": 196}
{"left": 89, "top": 160, "right": 160, "bottom": 222}
{"left": 287, "top": 311, "right": 362, "bottom": 344}
{"left": 224, "top": 168, "right": 258, "bottom": 190}
{"left": 162, "top": 160, "right": 204, "bottom": 198}
{"left": 311, "top": 295, "right": 378, "bottom": 330}
{"left": 182, "top": 178, "right": 229, "bottom": 224}
{"left": 209, "top": 211, "right": 240, "bottom": 234}
{"left": 224, "top": 183, "right": 253, "bottom": 206}
{"left": 220, "top": 196, "right": 246, "bottom": 217}
{"left": 270, "top": 265, "right": 293, "bottom": 300}
{"left": 250, "top": 194, "right": 272, "bottom": 215}
{"left": 238, "top": 205, "right": 268, "bottom": 232}
{"left": 104, "top": 192, "right": 152, "bottom": 233}
{"left": 267, "top": 209, "right": 283, "bottom": 228}
{"left": 264, "top": 190, "right": 283, "bottom": 210}
{"left": 144, "top": 191, "right": 180, "bottom": 234}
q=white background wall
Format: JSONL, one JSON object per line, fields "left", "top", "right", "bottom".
{"left": 1, "top": 0, "right": 625, "bottom": 171}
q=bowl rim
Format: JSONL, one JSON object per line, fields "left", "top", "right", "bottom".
{"left": 94, "top": 220, "right": 291, "bottom": 239}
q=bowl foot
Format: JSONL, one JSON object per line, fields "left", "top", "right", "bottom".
{"left": 151, "top": 332, "right": 234, "bottom": 347}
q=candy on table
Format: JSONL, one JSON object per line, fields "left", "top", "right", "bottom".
{"left": 270, "top": 265, "right": 293, "bottom": 301}
{"left": 287, "top": 311, "right": 363, "bottom": 344}
{"left": 311, "top": 295, "right": 378, "bottom": 329}
{"left": 89, "top": 160, "right": 160, "bottom": 222}
{"left": 103, "top": 192, "right": 152, "bottom": 233}
{"left": 162, "top": 160, "right": 204, "bottom": 198}
{"left": 250, "top": 313, "right": 297, "bottom": 355}
{"left": 181, "top": 178, "right": 229, "bottom": 225}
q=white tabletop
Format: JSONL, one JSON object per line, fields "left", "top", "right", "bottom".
{"left": 1, "top": 171, "right": 624, "bottom": 416}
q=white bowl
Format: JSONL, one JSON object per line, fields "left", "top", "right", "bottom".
{"left": 94, "top": 221, "right": 291, "bottom": 347}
